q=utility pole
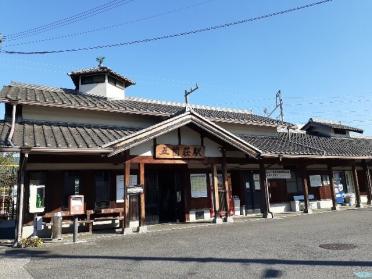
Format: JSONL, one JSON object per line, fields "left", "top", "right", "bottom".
{"left": 184, "top": 83, "right": 199, "bottom": 105}
{"left": 264, "top": 90, "right": 284, "bottom": 124}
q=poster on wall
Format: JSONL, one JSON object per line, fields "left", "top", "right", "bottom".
{"left": 116, "top": 175, "right": 139, "bottom": 202}
{"left": 190, "top": 173, "right": 208, "bottom": 198}
{"left": 253, "top": 174, "right": 261, "bottom": 190}
{"left": 309, "top": 175, "right": 322, "bottom": 187}
{"left": 116, "top": 175, "right": 124, "bottom": 203}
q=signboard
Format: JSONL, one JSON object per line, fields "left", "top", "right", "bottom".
{"left": 29, "top": 185, "right": 45, "bottom": 213}
{"left": 155, "top": 144, "right": 205, "bottom": 159}
{"left": 266, "top": 170, "right": 291, "bottom": 179}
{"left": 309, "top": 175, "right": 322, "bottom": 187}
{"left": 190, "top": 173, "right": 208, "bottom": 198}
{"left": 69, "top": 195, "right": 85, "bottom": 215}
{"left": 127, "top": 186, "right": 143, "bottom": 195}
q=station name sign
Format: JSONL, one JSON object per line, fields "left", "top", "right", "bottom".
{"left": 266, "top": 169, "right": 291, "bottom": 179}
{"left": 155, "top": 144, "right": 205, "bottom": 159}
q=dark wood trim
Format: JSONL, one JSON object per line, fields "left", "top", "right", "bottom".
{"left": 259, "top": 162, "right": 269, "bottom": 218}
{"left": 328, "top": 165, "right": 337, "bottom": 210}
{"left": 352, "top": 165, "right": 361, "bottom": 208}
{"left": 211, "top": 164, "right": 219, "bottom": 217}
{"left": 362, "top": 161, "right": 372, "bottom": 205}
{"left": 177, "top": 128, "right": 181, "bottom": 145}
{"left": 300, "top": 165, "right": 310, "bottom": 213}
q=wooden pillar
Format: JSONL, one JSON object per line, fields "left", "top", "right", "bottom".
{"left": 259, "top": 162, "right": 270, "bottom": 218}
{"left": 362, "top": 161, "right": 372, "bottom": 205}
{"left": 301, "top": 166, "right": 311, "bottom": 213}
{"left": 122, "top": 161, "right": 131, "bottom": 233}
{"left": 328, "top": 166, "right": 337, "bottom": 210}
{"left": 352, "top": 165, "right": 361, "bottom": 208}
{"left": 14, "top": 152, "right": 28, "bottom": 246}
{"left": 221, "top": 155, "right": 231, "bottom": 218}
{"left": 211, "top": 164, "right": 220, "bottom": 219}
{"left": 139, "top": 162, "right": 146, "bottom": 226}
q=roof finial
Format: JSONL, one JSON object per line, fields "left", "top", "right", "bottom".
{"left": 96, "top": 56, "right": 105, "bottom": 68}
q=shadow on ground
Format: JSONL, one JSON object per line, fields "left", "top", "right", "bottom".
{"left": 4, "top": 249, "right": 372, "bottom": 268}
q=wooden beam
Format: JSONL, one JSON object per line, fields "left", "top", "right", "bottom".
{"left": 212, "top": 164, "right": 220, "bottom": 218}
{"left": 328, "top": 165, "right": 337, "bottom": 210}
{"left": 139, "top": 162, "right": 146, "bottom": 226}
{"left": 259, "top": 162, "right": 270, "bottom": 218}
{"left": 122, "top": 161, "right": 131, "bottom": 233}
{"left": 301, "top": 165, "right": 311, "bottom": 213}
{"left": 352, "top": 165, "right": 361, "bottom": 208}
{"left": 128, "top": 156, "right": 188, "bottom": 164}
{"left": 221, "top": 153, "right": 231, "bottom": 217}
{"left": 362, "top": 161, "right": 372, "bottom": 205}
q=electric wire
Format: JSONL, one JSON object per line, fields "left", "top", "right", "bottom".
{"left": 1, "top": 0, "right": 333, "bottom": 55}
{"left": 4, "top": 0, "right": 217, "bottom": 48}
{"left": 4, "top": 0, "right": 136, "bottom": 41}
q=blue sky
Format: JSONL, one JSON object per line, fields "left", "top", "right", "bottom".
{"left": 1, "top": 0, "right": 372, "bottom": 134}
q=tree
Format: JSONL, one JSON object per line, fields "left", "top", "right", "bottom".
{"left": 0, "top": 153, "right": 18, "bottom": 219}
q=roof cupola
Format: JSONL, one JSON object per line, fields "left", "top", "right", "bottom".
{"left": 68, "top": 58, "right": 135, "bottom": 100}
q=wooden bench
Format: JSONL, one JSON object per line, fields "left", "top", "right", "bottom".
{"left": 42, "top": 208, "right": 124, "bottom": 233}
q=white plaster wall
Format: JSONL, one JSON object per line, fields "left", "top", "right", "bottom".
{"left": 204, "top": 138, "right": 222, "bottom": 157}
{"left": 180, "top": 126, "right": 201, "bottom": 145}
{"left": 106, "top": 82, "right": 125, "bottom": 100}
{"left": 22, "top": 105, "right": 157, "bottom": 128}
{"left": 130, "top": 141, "right": 153, "bottom": 156}
{"left": 217, "top": 123, "right": 277, "bottom": 136}
{"left": 156, "top": 130, "right": 179, "bottom": 145}
{"left": 80, "top": 82, "right": 108, "bottom": 98}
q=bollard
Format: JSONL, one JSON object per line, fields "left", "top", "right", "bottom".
{"left": 51, "top": 212, "right": 62, "bottom": 240}
{"left": 73, "top": 217, "right": 78, "bottom": 243}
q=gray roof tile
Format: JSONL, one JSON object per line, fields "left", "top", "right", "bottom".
{"left": 0, "top": 82, "right": 291, "bottom": 128}
{"left": 240, "top": 132, "right": 372, "bottom": 158}
{"left": 0, "top": 120, "right": 138, "bottom": 149}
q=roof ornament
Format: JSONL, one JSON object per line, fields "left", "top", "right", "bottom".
{"left": 96, "top": 56, "right": 105, "bottom": 68}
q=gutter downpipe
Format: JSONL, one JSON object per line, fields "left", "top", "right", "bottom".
{"left": 7, "top": 102, "right": 17, "bottom": 147}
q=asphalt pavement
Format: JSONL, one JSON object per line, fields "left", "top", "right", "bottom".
{"left": 1, "top": 208, "right": 372, "bottom": 279}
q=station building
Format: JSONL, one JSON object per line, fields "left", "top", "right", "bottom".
{"left": 0, "top": 65, "right": 371, "bottom": 240}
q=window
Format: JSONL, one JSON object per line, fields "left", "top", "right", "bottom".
{"left": 334, "top": 128, "right": 347, "bottom": 135}
{"left": 108, "top": 75, "right": 125, "bottom": 88}
{"left": 81, "top": 74, "right": 105, "bottom": 84}
{"left": 190, "top": 173, "right": 208, "bottom": 198}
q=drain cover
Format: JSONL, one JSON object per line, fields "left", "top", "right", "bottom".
{"left": 319, "top": 243, "right": 357, "bottom": 250}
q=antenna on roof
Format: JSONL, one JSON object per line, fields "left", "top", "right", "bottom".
{"left": 184, "top": 83, "right": 199, "bottom": 105}
{"left": 96, "top": 56, "right": 105, "bottom": 68}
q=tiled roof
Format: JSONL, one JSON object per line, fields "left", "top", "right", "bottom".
{"left": 68, "top": 66, "right": 135, "bottom": 87}
{"left": 301, "top": 118, "right": 363, "bottom": 134}
{"left": 0, "top": 82, "right": 291, "bottom": 128}
{"left": 240, "top": 132, "right": 372, "bottom": 158}
{"left": 0, "top": 120, "right": 138, "bottom": 149}
{"left": 2, "top": 118, "right": 372, "bottom": 159}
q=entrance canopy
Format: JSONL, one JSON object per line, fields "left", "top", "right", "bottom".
{"left": 103, "top": 108, "right": 262, "bottom": 158}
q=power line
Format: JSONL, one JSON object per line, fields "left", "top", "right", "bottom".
{"left": 4, "top": 0, "right": 217, "bottom": 48}
{"left": 4, "top": 0, "right": 135, "bottom": 41}
{"left": 1, "top": 0, "right": 333, "bottom": 55}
